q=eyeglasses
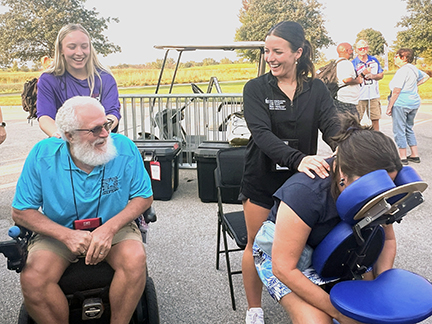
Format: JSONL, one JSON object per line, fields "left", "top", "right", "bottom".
{"left": 357, "top": 47, "right": 368, "bottom": 51}
{"left": 74, "top": 119, "right": 113, "bottom": 136}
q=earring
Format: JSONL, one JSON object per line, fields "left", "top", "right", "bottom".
{"left": 339, "top": 178, "right": 345, "bottom": 187}
{"left": 295, "top": 60, "right": 298, "bottom": 65}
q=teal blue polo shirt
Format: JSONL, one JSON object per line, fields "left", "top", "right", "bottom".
{"left": 13, "top": 133, "right": 153, "bottom": 229}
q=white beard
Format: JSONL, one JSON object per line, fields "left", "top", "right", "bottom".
{"left": 72, "top": 135, "right": 117, "bottom": 167}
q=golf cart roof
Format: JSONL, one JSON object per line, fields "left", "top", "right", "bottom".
{"left": 153, "top": 42, "right": 266, "bottom": 94}
{"left": 154, "top": 42, "right": 265, "bottom": 51}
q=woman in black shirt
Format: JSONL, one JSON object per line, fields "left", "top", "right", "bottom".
{"left": 241, "top": 21, "right": 340, "bottom": 324}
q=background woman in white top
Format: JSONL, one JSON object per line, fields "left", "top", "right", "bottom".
{"left": 386, "top": 48, "right": 430, "bottom": 164}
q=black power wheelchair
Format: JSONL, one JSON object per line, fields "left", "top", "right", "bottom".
{"left": 0, "top": 207, "right": 160, "bottom": 324}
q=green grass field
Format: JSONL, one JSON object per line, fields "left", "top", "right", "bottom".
{"left": 0, "top": 65, "right": 430, "bottom": 106}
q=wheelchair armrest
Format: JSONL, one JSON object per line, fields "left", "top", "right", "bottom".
{"left": 0, "top": 239, "right": 28, "bottom": 273}
{"left": 143, "top": 206, "right": 157, "bottom": 223}
{"left": 0, "top": 225, "right": 32, "bottom": 273}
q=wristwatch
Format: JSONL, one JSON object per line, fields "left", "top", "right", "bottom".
{"left": 0, "top": 122, "right": 5, "bottom": 127}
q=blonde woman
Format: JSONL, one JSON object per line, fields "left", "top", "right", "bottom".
{"left": 37, "top": 24, "right": 120, "bottom": 137}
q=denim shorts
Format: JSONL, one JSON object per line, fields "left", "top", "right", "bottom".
{"left": 253, "top": 221, "right": 313, "bottom": 301}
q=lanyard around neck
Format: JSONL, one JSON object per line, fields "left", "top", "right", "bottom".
{"left": 68, "top": 156, "right": 105, "bottom": 221}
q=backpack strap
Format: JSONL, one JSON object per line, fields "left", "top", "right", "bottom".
{"left": 335, "top": 57, "right": 350, "bottom": 94}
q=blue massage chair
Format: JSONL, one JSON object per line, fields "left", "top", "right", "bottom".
{"left": 311, "top": 165, "right": 432, "bottom": 324}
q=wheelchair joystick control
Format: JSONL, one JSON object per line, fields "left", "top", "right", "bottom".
{"left": 8, "top": 226, "right": 21, "bottom": 239}
{"left": 1, "top": 226, "right": 30, "bottom": 273}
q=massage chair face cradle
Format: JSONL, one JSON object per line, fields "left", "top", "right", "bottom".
{"left": 311, "top": 166, "right": 432, "bottom": 324}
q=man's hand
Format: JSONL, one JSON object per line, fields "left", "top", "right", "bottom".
{"left": 297, "top": 155, "right": 330, "bottom": 179}
{"left": 63, "top": 229, "right": 93, "bottom": 256}
{"left": 364, "top": 73, "right": 373, "bottom": 80}
{"left": 85, "top": 225, "right": 115, "bottom": 265}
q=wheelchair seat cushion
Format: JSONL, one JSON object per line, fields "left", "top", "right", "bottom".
{"left": 336, "top": 170, "right": 395, "bottom": 225}
{"left": 59, "top": 258, "right": 114, "bottom": 295}
{"left": 330, "top": 268, "right": 432, "bottom": 324}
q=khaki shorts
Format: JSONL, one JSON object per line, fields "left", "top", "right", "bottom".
{"left": 356, "top": 98, "right": 382, "bottom": 120}
{"left": 28, "top": 222, "right": 142, "bottom": 263}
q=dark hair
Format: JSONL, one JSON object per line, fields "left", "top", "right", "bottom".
{"left": 267, "top": 21, "right": 315, "bottom": 93}
{"left": 396, "top": 48, "right": 414, "bottom": 63}
{"left": 331, "top": 113, "right": 402, "bottom": 198}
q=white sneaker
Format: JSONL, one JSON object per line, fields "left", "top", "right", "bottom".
{"left": 246, "top": 307, "right": 264, "bottom": 324}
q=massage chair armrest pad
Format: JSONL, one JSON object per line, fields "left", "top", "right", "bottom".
{"left": 330, "top": 268, "right": 432, "bottom": 324}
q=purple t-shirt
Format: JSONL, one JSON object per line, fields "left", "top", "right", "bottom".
{"left": 36, "top": 70, "right": 121, "bottom": 121}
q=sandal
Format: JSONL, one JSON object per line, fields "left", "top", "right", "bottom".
{"left": 407, "top": 156, "right": 420, "bottom": 163}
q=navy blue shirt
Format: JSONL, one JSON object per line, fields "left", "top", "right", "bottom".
{"left": 267, "top": 169, "right": 339, "bottom": 248}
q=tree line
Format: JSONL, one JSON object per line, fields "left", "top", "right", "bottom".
{"left": 110, "top": 57, "right": 246, "bottom": 70}
{"left": 0, "top": 0, "right": 430, "bottom": 69}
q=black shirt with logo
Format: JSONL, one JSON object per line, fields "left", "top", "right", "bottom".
{"left": 241, "top": 72, "right": 340, "bottom": 208}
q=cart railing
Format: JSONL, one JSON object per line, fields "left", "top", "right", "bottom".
{"left": 118, "top": 93, "right": 244, "bottom": 166}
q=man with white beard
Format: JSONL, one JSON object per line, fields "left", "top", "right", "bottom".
{"left": 12, "top": 96, "right": 153, "bottom": 324}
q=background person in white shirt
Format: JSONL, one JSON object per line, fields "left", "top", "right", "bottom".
{"left": 334, "top": 43, "right": 363, "bottom": 117}
{"left": 386, "top": 48, "right": 430, "bottom": 164}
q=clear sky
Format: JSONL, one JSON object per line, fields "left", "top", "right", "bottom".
{"left": 3, "top": 0, "right": 410, "bottom": 66}
{"left": 84, "top": 0, "right": 408, "bottom": 66}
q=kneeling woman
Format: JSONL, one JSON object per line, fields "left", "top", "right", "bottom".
{"left": 254, "top": 114, "right": 402, "bottom": 324}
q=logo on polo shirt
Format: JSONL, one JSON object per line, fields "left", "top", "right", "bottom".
{"left": 265, "top": 98, "right": 286, "bottom": 110}
{"left": 102, "top": 176, "right": 119, "bottom": 195}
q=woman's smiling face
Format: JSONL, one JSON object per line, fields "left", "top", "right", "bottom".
{"left": 61, "top": 30, "right": 90, "bottom": 75}
{"left": 264, "top": 35, "right": 302, "bottom": 79}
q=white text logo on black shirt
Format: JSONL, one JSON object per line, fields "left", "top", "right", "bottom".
{"left": 265, "top": 98, "right": 286, "bottom": 110}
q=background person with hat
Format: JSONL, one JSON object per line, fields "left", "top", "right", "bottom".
{"left": 352, "top": 39, "right": 384, "bottom": 130}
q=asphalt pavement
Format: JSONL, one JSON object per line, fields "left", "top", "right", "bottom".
{"left": 0, "top": 104, "right": 432, "bottom": 324}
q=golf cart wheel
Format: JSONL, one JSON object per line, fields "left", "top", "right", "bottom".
{"left": 17, "top": 303, "right": 36, "bottom": 324}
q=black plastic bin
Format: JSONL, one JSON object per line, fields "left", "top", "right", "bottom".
{"left": 195, "top": 141, "right": 244, "bottom": 203}
{"left": 134, "top": 140, "right": 181, "bottom": 201}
